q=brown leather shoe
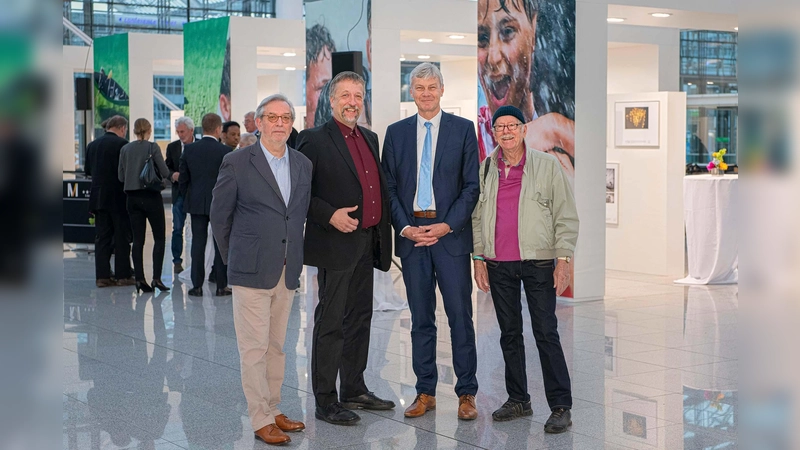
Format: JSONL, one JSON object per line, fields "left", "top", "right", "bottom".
{"left": 275, "top": 414, "right": 305, "bottom": 432}
{"left": 458, "top": 394, "right": 478, "bottom": 420}
{"left": 254, "top": 424, "right": 290, "bottom": 445}
{"left": 404, "top": 393, "right": 436, "bottom": 418}
{"left": 96, "top": 278, "right": 115, "bottom": 288}
{"left": 115, "top": 277, "right": 136, "bottom": 287}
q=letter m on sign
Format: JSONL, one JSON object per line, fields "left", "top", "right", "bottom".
{"left": 66, "top": 183, "right": 78, "bottom": 198}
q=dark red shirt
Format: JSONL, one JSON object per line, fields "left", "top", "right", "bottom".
{"left": 492, "top": 148, "right": 526, "bottom": 261}
{"left": 334, "top": 118, "right": 382, "bottom": 228}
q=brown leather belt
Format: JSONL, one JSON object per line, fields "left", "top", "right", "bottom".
{"left": 413, "top": 211, "right": 437, "bottom": 218}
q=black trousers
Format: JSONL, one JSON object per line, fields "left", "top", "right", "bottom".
{"left": 93, "top": 209, "right": 132, "bottom": 280}
{"left": 189, "top": 214, "right": 227, "bottom": 290}
{"left": 312, "top": 227, "right": 374, "bottom": 407}
{"left": 126, "top": 191, "right": 165, "bottom": 282}
{"left": 486, "top": 259, "right": 572, "bottom": 410}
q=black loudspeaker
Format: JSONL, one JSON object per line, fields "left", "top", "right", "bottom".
{"left": 332, "top": 51, "right": 363, "bottom": 78}
{"left": 75, "top": 78, "right": 92, "bottom": 111}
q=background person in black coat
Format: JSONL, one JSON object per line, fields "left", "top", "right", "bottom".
{"left": 84, "top": 115, "right": 133, "bottom": 287}
{"left": 296, "top": 71, "right": 394, "bottom": 426}
{"left": 165, "top": 116, "right": 195, "bottom": 273}
{"left": 179, "top": 113, "right": 232, "bottom": 297}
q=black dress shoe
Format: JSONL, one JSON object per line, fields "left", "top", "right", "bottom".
{"left": 544, "top": 407, "right": 572, "bottom": 433}
{"left": 340, "top": 392, "right": 395, "bottom": 410}
{"left": 215, "top": 287, "right": 232, "bottom": 296}
{"left": 152, "top": 279, "right": 170, "bottom": 292}
{"left": 492, "top": 400, "right": 532, "bottom": 422}
{"left": 188, "top": 287, "right": 203, "bottom": 297}
{"left": 315, "top": 402, "right": 361, "bottom": 425}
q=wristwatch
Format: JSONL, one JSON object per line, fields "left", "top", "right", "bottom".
{"left": 557, "top": 256, "right": 571, "bottom": 263}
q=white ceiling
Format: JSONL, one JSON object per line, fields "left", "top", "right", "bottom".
{"left": 607, "top": 4, "right": 738, "bottom": 32}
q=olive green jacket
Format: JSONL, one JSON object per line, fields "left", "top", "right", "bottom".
{"left": 471, "top": 146, "right": 579, "bottom": 260}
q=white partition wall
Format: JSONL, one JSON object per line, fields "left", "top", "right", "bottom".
{"left": 128, "top": 33, "right": 183, "bottom": 137}
{"left": 606, "top": 91, "right": 687, "bottom": 276}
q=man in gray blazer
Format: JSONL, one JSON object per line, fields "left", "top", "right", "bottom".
{"left": 210, "top": 94, "right": 312, "bottom": 446}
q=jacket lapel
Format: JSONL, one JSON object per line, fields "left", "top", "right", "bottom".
{"left": 287, "top": 147, "right": 301, "bottom": 208}
{"left": 249, "top": 144, "right": 285, "bottom": 209}
{"left": 407, "top": 115, "right": 418, "bottom": 194}
{"left": 325, "top": 120, "right": 359, "bottom": 180}
{"left": 433, "top": 112, "right": 450, "bottom": 174}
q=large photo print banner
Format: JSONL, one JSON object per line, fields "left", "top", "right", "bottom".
{"left": 305, "top": 0, "right": 371, "bottom": 129}
{"left": 477, "top": 0, "right": 576, "bottom": 297}
{"left": 93, "top": 33, "right": 130, "bottom": 137}
{"left": 184, "top": 17, "right": 231, "bottom": 127}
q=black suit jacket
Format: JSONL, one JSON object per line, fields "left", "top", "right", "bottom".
{"left": 165, "top": 139, "right": 184, "bottom": 199}
{"left": 296, "top": 119, "right": 392, "bottom": 272}
{"left": 85, "top": 132, "right": 128, "bottom": 212}
{"left": 178, "top": 136, "right": 231, "bottom": 216}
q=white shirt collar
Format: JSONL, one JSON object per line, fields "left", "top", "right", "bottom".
{"left": 202, "top": 135, "right": 218, "bottom": 141}
{"left": 259, "top": 140, "right": 288, "bottom": 162}
{"left": 417, "top": 109, "right": 443, "bottom": 129}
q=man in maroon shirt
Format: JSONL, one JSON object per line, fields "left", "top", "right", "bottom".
{"left": 296, "top": 71, "right": 395, "bottom": 426}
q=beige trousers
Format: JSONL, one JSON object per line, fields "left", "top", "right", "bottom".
{"left": 232, "top": 270, "right": 294, "bottom": 431}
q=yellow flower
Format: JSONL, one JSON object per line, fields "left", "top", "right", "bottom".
{"left": 712, "top": 152, "right": 719, "bottom": 159}
{"left": 720, "top": 162, "right": 728, "bottom": 171}
{"left": 719, "top": 149, "right": 727, "bottom": 155}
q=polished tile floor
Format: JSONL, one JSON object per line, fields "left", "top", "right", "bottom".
{"left": 63, "top": 227, "right": 737, "bottom": 449}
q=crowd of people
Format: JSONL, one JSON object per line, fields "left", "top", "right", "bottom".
{"left": 83, "top": 62, "right": 578, "bottom": 446}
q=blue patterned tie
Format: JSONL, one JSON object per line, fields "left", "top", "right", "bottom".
{"left": 418, "top": 122, "right": 433, "bottom": 210}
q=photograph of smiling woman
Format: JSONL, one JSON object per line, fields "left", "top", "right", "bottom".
{"left": 476, "top": 0, "right": 575, "bottom": 179}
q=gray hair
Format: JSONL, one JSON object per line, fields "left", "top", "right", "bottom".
{"left": 244, "top": 111, "right": 255, "bottom": 119}
{"left": 174, "top": 116, "right": 195, "bottom": 131}
{"left": 409, "top": 62, "right": 444, "bottom": 87}
{"left": 238, "top": 132, "right": 257, "bottom": 147}
{"left": 328, "top": 71, "right": 366, "bottom": 101}
{"left": 255, "top": 94, "right": 295, "bottom": 121}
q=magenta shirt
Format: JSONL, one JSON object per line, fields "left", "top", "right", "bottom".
{"left": 491, "top": 149, "right": 526, "bottom": 262}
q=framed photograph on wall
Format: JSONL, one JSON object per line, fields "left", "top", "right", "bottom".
{"left": 614, "top": 101, "right": 660, "bottom": 147}
{"left": 606, "top": 163, "right": 619, "bottom": 224}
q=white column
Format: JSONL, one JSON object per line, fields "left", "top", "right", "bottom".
{"left": 276, "top": 0, "right": 303, "bottom": 20}
{"left": 279, "top": 70, "right": 304, "bottom": 110}
{"left": 127, "top": 35, "right": 155, "bottom": 134}
{"left": 571, "top": 0, "right": 608, "bottom": 302}
{"left": 370, "top": 0, "right": 402, "bottom": 147}
{"left": 658, "top": 29, "right": 681, "bottom": 92}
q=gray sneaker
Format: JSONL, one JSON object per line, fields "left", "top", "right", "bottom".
{"left": 544, "top": 408, "right": 572, "bottom": 433}
{"left": 492, "top": 400, "right": 533, "bottom": 422}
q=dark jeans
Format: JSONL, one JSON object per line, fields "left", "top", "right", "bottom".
{"left": 189, "top": 214, "right": 227, "bottom": 290}
{"left": 171, "top": 193, "right": 186, "bottom": 264}
{"left": 311, "top": 227, "right": 374, "bottom": 407}
{"left": 401, "top": 217, "right": 477, "bottom": 397}
{"left": 486, "top": 259, "right": 572, "bottom": 409}
{"left": 126, "top": 191, "right": 166, "bottom": 282}
{"left": 93, "top": 209, "right": 132, "bottom": 280}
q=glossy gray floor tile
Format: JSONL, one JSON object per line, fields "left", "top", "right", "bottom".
{"left": 63, "top": 214, "right": 738, "bottom": 449}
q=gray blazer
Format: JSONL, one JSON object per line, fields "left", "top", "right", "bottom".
{"left": 210, "top": 143, "right": 312, "bottom": 290}
{"left": 118, "top": 140, "right": 170, "bottom": 192}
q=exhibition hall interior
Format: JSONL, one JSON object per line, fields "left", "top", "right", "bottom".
{"left": 62, "top": 0, "right": 738, "bottom": 448}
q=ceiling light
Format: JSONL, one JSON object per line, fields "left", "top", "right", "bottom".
{"left": 707, "top": 81, "right": 714, "bottom": 85}
{"left": 734, "top": 27, "right": 739, "bottom": 31}
{"left": 418, "top": 55, "right": 431, "bottom": 60}
{"left": 448, "top": 34, "right": 465, "bottom": 40}
{"left": 418, "top": 38, "right": 433, "bottom": 43}
{"left": 285, "top": 66, "right": 296, "bottom": 71}
{"left": 687, "top": 82, "right": 693, "bottom": 85}
{"left": 399, "top": 57, "right": 406, "bottom": 61}
{"left": 283, "top": 52, "right": 296, "bottom": 57}
{"left": 607, "top": 18, "right": 625, "bottom": 23}
{"left": 650, "top": 12, "right": 672, "bottom": 18}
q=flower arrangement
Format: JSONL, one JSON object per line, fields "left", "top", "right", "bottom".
{"left": 708, "top": 148, "right": 728, "bottom": 173}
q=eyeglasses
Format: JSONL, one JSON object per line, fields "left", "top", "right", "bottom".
{"left": 493, "top": 123, "right": 523, "bottom": 132}
{"left": 262, "top": 114, "right": 293, "bottom": 124}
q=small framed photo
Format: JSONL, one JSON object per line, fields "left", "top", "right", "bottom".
{"left": 615, "top": 101, "right": 660, "bottom": 147}
{"left": 606, "top": 163, "right": 619, "bottom": 225}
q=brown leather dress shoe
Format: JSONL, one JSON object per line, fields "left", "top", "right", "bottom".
{"left": 404, "top": 393, "right": 436, "bottom": 418}
{"left": 254, "top": 424, "right": 290, "bottom": 445}
{"left": 275, "top": 414, "right": 305, "bottom": 432}
{"left": 96, "top": 278, "right": 114, "bottom": 288}
{"left": 115, "top": 277, "right": 136, "bottom": 287}
{"left": 458, "top": 394, "right": 478, "bottom": 420}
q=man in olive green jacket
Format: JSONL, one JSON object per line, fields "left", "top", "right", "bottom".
{"left": 471, "top": 106, "right": 578, "bottom": 433}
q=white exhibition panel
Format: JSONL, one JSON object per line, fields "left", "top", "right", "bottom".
{"left": 606, "top": 91, "right": 686, "bottom": 277}
{"left": 675, "top": 175, "right": 738, "bottom": 285}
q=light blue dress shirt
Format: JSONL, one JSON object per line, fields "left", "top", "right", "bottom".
{"left": 260, "top": 141, "right": 291, "bottom": 206}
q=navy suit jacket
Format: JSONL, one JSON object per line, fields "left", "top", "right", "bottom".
{"left": 382, "top": 112, "right": 480, "bottom": 258}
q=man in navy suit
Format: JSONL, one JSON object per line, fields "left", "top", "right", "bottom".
{"left": 382, "top": 63, "right": 481, "bottom": 420}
